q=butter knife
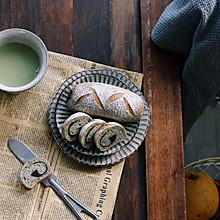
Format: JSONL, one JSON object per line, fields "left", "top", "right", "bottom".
{"left": 8, "top": 138, "right": 99, "bottom": 220}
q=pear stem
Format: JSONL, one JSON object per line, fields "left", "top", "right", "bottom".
{"left": 188, "top": 172, "right": 197, "bottom": 180}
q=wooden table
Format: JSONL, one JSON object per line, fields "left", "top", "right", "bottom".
{"left": 1, "top": 0, "right": 186, "bottom": 219}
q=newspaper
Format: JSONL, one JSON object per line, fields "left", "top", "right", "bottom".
{"left": 0, "top": 51, "right": 143, "bottom": 220}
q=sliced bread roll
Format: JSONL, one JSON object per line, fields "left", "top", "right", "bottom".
{"left": 67, "top": 82, "right": 144, "bottom": 122}
{"left": 94, "top": 122, "right": 127, "bottom": 151}
{"left": 62, "top": 112, "right": 92, "bottom": 142}
{"left": 20, "top": 158, "right": 52, "bottom": 189}
{"left": 79, "top": 119, "right": 106, "bottom": 149}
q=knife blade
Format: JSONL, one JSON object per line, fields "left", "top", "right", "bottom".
{"left": 8, "top": 138, "right": 99, "bottom": 220}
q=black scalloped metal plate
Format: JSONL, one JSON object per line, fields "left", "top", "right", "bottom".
{"left": 49, "top": 69, "right": 150, "bottom": 166}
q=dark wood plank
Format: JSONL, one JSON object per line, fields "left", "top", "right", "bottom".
{"left": 140, "top": 0, "right": 187, "bottom": 219}
{"left": 0, "top": 0, "right": 74, "bottom": 55}
{"left": 110, "top": 0, "right": 142, "bottom": 72}
{"left": 72, "top": 1, "right": 146, "bottom": 219}
{"left": 72, "top": 0, "right": 111, "bottom": 64}
{"left": 109, "top": 1, "right": 146, "bottom": 219}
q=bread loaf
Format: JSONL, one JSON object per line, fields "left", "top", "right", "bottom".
{"left": 94, "top": 122, "right": 127, "bottom": 151}
{"left": 67, "top": 82, "right": 144, "bottom": 122}
{"left": 79, "top": 119, "right": 106, "bottom": 149}
{"left": 20, "top": 158, "right": 52, "bottom": 189}
{"left": 62, "top": 112, "right": 92, "bottom": 142}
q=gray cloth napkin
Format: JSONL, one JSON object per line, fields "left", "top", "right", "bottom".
{"left": 151, "top": 0, "right": 220, "bottom": 138}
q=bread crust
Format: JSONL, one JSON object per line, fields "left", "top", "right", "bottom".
{"left": 67, "top": 82, "right": 144, "bottom": 122}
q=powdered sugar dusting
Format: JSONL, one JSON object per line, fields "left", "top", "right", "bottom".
{"left": 67, "top": 82, "right": 144, "bottom": 122}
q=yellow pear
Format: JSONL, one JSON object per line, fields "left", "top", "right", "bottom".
{"left": 185, "top": 172, "right": 219, "bottom": 220}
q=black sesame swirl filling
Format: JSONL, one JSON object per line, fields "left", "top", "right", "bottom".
{"left": 100, "top": 134, "right": 117, "bottom": 148}
{"left": 84, "top": 124, "right": 97, "bottom": 144}
{"left": 68, "top": 121, "right": 79, "bottom": 138}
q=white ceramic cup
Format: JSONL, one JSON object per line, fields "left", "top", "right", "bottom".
{"left": 0, "top": 28, "right": 48, "bottom": 92}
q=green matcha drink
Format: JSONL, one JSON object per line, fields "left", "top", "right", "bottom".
{"left": 0, "top": 43, "right": 40, "bottom": 87}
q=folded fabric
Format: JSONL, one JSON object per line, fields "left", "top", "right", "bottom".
{"left": 151, "top": 0, "right": 220, "bottom": 138}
